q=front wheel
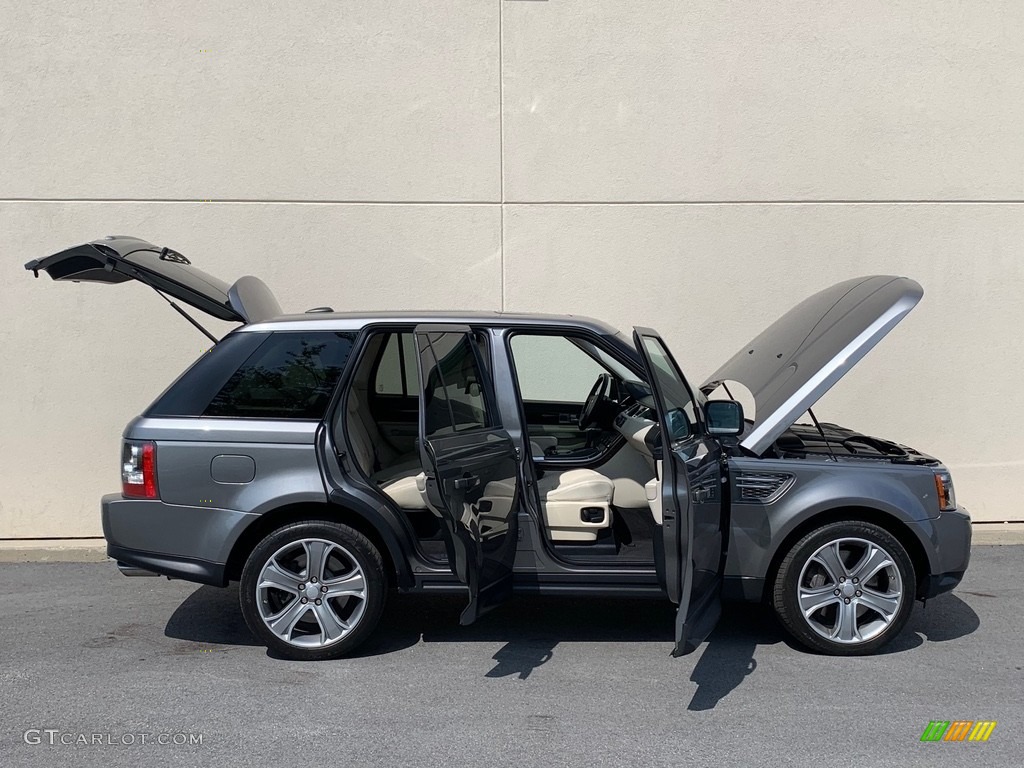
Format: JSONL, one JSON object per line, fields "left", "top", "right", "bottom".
{"left": 772, "top": 521, "right": 916, "bottom": 655}
{"left": 240, "top": 520, "right": 386, "bottom": 660}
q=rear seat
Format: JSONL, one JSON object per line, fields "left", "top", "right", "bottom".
{"left": 346, "top": 383, "right": 429, "bottom": 509}
{"left": 370, "top": 459, "right": 427, "bottom": 510}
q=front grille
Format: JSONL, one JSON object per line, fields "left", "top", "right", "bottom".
{"left": 735, "top": 471, "right": 795, "bottom": 504}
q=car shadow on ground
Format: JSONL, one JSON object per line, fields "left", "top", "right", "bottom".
{"left": 165, "top": 586, "right": 980, "bottom": 709}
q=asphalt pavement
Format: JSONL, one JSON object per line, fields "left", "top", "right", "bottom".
{"left": 1, "top": 546, "right": 1021, "bottom": 768}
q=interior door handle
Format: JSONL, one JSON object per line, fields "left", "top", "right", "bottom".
{"left": 453, "top": 474, "right": 481, "bottom": 491}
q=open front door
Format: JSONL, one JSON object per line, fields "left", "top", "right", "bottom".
{"left": 414, "top": 325, "right": 521, "bottom": 625}
{"left": 634, "top": 328, "right": 729, "bottom": 656}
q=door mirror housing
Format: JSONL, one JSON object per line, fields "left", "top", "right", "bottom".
{"left": 704, "top": 400, "right": 744, "bottom": 436}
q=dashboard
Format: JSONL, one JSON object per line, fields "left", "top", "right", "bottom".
{"left": 613, "top": 401, "right": 659, "bottom": 462}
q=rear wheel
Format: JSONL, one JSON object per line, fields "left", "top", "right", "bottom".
{"left": 772, "top": 521, "right": 915, "bottom": 655}
{"left": 240, "top": 520, "right": 386, "bottom": 660}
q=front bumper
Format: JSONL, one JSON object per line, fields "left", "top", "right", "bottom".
{"left": 918, "top": 505, "right": 972, "bottom": 599}
{"left": 102, "top": 493, "right": 260, "bottom": 587}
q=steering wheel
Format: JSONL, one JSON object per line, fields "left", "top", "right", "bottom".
{"left": 578, "top": 373, "right": 613, "bottom": 429}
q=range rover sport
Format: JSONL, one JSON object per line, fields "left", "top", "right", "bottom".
{"left": 24, "top": 236, "right": 972, "bottom": 660}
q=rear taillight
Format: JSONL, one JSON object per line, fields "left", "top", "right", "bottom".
{"left": 122, "top": 441, "right": 158, "bottom": 499}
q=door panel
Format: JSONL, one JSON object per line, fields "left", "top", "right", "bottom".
{"left": 414, "top": 325, "right": 520, "bottom": 625}
{"left": 633, "top": 328, "right": 728, "bottom": 657}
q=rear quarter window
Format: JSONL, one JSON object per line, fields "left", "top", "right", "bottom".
{"left": 146, "top": 331, "right": 356, "bottom": 419}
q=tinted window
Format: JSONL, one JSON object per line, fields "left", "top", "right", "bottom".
{"left": 374, "top": 332, "right": 417, "bottom": 396}
{"left": 638, "top": 335, "right": 697, "bottom": 442}
{"left": 417, "top": 331, "right": 490, "bottom": 436}
{"left": 146, "top": 332, "right": 267, "bottom": 417}
{"left": 204, "top": 332, "right": 356, "bottom": 419}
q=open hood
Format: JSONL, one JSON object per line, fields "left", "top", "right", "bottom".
{"left": 25, "top": 236, "right": 281, "bottom": 325}
{"left": 701, "top": 275, "right": 923, "bottom": 455}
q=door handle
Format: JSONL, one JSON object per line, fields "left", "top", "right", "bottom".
{"left": 453, "top": 474, "right": 481, "bottom": 491}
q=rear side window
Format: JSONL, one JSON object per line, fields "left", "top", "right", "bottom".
{"left": 147, "top": 331, "right": 356, "bottom": 419}
{"left": 374, "top": 332, "right": 417, "bottom": 396}
{"left": 418, "top": 331, "right": 491, "bottom": 436}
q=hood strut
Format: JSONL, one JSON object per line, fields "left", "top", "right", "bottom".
{"left": 807, "top": 408, "right": 838, "bottom": 463}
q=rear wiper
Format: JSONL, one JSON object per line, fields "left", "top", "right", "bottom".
{"left": 128, "top": 265, "right": 219, "bottom": 344}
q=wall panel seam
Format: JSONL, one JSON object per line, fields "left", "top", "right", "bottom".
{"left": 499, "top": 0, "right": 506, "bottom": 311}
{"left": 4, "top": 199, "right": 1023, "bottom": 206}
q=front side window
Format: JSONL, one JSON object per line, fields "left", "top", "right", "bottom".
{"left": 509, "top": 334, "right": 609, "bottom": 404}
{"left": 638, "top": 335, "right": 698, "bottom": 443}
{"left": 204, "top": 332, "right": 356, "bottom": 419}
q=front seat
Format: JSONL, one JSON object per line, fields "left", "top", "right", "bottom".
{"left": 536, "top": 469, "right": 614, "bottom": 542}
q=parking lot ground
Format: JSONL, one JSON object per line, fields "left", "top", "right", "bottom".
{"left": 1, "top": 546, "right": 1021, "bottom": 768}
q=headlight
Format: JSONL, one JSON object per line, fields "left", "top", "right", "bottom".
{"left": 934, "top": 471, "right": 956, "bottom": 512}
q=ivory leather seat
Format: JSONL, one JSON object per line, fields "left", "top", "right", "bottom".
{"left": 537, "top": 468, "right": 614, "bottom": 542}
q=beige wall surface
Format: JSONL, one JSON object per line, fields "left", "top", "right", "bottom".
{"left": 1, "top": 0, "right": 1021, "bottom": 537}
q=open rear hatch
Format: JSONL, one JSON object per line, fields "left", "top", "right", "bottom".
{"left": 701, "top": 275, "right": 923, "bottom": 455}
{"left": 25, "top": 236, "right": 281, "bottom": 327}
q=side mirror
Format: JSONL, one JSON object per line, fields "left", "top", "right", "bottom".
{"left": 704, "top": 400, "right": 744, "bottom": 436}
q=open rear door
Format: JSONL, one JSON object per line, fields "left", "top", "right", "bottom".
{"left": 634, "top": 328, "right": 729, "bottom": 656}
{"left": 414, "top": 325, "right": 521, "bottom": 625}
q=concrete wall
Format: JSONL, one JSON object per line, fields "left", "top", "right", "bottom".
{"left": 2, "top": 0, "right": 1021, "bottom": 538}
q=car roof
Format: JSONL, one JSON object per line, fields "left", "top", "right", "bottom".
{"left": 240, "top": 310, "right": 623, "bottom": 335}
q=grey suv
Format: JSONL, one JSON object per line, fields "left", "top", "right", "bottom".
{"left": 26, "top": 236, "right": 971, "bottom": 660}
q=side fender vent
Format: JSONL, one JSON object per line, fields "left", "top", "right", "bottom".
{"left": 735, "top": 471, "right": 795, "bottom": 504}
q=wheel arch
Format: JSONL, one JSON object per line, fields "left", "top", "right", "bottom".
{"left": 762, "top": 505, "right": 933, "bottom": 603}
{"left": 224, "top": 500, "right": 412, "bottom": 589}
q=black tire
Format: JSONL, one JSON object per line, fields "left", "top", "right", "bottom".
{"left": 239, "top": 520, "right": 386, "bottom": 661}
{"left": 772, "top": 521, "right": 916, "bottom": 655}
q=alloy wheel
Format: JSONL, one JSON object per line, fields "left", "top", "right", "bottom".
{"left": 255, "top": 538, "right": 368, "bottom": 648}
{"left": 796, "top": 537, "right": 904, "bottom": 644}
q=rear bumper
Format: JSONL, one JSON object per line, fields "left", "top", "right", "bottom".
{"left": 108, "top": 544, "right": 227, "bottom": 586}
{"left": 102, "top": 493, "right": 259, "bottom": 587}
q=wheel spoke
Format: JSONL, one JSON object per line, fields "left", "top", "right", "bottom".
{"left": 799, "top": 585, "right": 840, "bottom": 617}
{"left": 850, "top": 545, "right": 892, "bottom": 584}
{"left": 832, "top": 599, "right": 861, "bottom": 642}
{"left": 258, "top": 559, "right": 300, "bottom": 595}
{"left": 303, "top": 540, "right": 332, "bottom": 582}
{"left": 858, "top": 586, "right": 900, "bottom": 621}
{"left": 312, "top": 601, "right": 350, "bottom": 642}
{"left": 812, "top": 542, "right": 847, "bottom": 583}
{"left": 323, "top": 570, "right": 365, "bottom": 599}
{"left": 266, "top": 597, "right": 309, "bottom": 641}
